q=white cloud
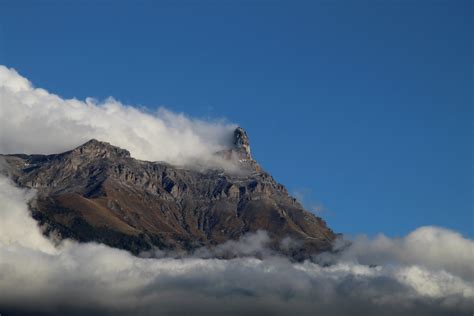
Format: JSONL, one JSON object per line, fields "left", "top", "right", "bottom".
{"left": 0, "top": 176, "right": 472, "bottom": 315}
{"left": 0, "top": 176, "right": 56, "bottom": 254}
{"left": 317, "top": 227, "right": 474, "bottom": 282}
{"left": 0, "top": 65, "right": 237, "bottom": 168}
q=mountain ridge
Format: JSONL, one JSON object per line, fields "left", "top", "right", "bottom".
{"left": 1, "top": 128, "right": 336, "bottom": 259}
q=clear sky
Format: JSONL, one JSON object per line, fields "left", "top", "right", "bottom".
{"left": 0, "top": 0, "right": 472, "bottom": 238}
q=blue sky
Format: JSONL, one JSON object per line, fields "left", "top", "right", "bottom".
{"left": 0, "top": 0, "right": 472, "bottom": 237}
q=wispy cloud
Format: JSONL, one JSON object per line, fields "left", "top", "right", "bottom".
{"left": 292, "top": 187, "right": 330, "bottom": 215}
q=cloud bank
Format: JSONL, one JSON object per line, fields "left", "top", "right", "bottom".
{"left": 0, "top": 65, "right": 472, "bottom": 315}
{"left": 0, "top": 176, "right": 472, "bottom": 316}
{"left": 0, "top": 65, "right": 236, "bottom": 167}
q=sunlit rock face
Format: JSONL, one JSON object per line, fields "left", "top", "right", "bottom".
{"left": 0, "top": 128, "right": 335, "bottom": 259}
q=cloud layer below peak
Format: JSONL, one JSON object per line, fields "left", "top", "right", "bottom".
{"left": 0, "top": 176, "right": 473, "bottom": 316}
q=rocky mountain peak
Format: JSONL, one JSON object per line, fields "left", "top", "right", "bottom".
{"left": 1, "top": 138, "right": 336, "bottom": 259}
{"left": 233, "top": 127, "right": 251, "bottom": 161}
{"left": 72, "top": 139, "right": 130, "bottom": 159}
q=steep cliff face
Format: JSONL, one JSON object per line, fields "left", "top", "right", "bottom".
{"left": 1, "top": 128, "right": 335, "bottom": 259}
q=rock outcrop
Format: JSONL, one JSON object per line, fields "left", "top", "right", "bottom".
{"left": 233, "top": 127, "right": 252, "bottom": 161}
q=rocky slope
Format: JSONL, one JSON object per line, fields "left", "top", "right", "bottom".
{"left": 1, "top": 128, "right": 336, "bottom": 259}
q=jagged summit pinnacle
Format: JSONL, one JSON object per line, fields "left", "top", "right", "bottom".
{"left": 233, "top": 126, "right": 253, "bottom": 160}
{"left": 214, "top": 127, "right": 255, "bottom": 167}
{"left": 233, "top": 127, "right": 251, "bottom": 160}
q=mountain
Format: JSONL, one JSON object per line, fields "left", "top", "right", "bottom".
{"left": 0, "top": 128, "right": 336, "bottom": 259}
